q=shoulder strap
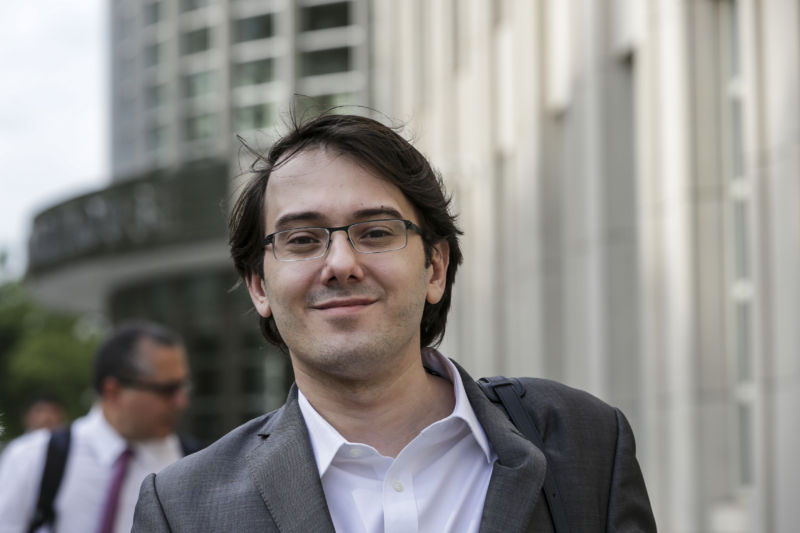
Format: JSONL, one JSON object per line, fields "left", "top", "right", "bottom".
{"left": 478, "top": 376, "right": 571, "bottom": 533}
{"left": 178, "top": 434, "right": 201, "bottom": 456}
{"left": 28, "top": 425, "right": 72, "bottom": 533}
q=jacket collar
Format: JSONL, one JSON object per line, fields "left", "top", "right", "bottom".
{"left": 246, "top": 363, "right": 547, "bottom": 533}
{"left": 248, "top": 385, "right": 336, "bottom": 533}
{"left": 454, "top": 361, "right": 548, "bottom": 533}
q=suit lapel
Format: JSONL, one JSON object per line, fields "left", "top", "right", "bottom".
{"left": 245, "top": 365, "right": 548, "bottom": 533}
{"left": 457, "top": 363, "right": 548, "bottom": 533}
{"left": 247, "top": 386, "right": 335, "bottom": 533}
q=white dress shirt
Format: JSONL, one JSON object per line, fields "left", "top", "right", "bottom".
{"left": 299, "top": 350, "right": 497, "bottom": 533}
{"left": 0, "top": 405, "right": 183, "bottom": 533}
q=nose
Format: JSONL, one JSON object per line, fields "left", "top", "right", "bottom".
{"left": 321, "top": 230, "right": 363, "bottom": 284}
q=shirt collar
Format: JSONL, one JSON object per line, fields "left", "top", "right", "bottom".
{"left": 422, "top": 348, "right": 495, "bottom": 463}
{"left": 298, "top": 391, "right": 348, "bottom": 477}
{"left": 298, "top": 349, "right": 495, "bottom": 478}
{"left": 85, "top": 404, "right": 129, "bottom": 466}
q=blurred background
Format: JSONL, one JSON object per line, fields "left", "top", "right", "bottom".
{"left": 0, "top": 0, "right": 797, "bottom": 531}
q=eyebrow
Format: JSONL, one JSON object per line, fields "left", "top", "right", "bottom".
{"left": 272, "top": 211, "right": 325, "bottom": 231}
{"left": 272, "top": 207, "right": 406, "bottom": 231}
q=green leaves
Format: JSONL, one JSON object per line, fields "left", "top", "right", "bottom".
{"left": 0, "top": 281, "right": 101, "bottom": 439}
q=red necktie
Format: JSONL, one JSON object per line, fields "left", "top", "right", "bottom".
{"left": 97, "top": 447, "right": 134, "bottom": 533}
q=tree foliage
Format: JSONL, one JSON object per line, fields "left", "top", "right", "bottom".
{"left": 0, "top": 281, "right": 102, "bottom": 440}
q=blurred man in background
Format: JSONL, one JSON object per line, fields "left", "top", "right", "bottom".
{"left": 0, "top": 320, "right": 196, "bottom": 533}
{"left": 22, "top": 395, "right": 66, "bottom": 432}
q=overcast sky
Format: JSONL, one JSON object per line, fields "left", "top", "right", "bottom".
{"left": 0, "top": 1, "right": 108, "bottom": 280}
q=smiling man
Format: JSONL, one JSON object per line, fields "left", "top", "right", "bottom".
{"left": 132, "top": 113, "right": 656, "bottom": 532}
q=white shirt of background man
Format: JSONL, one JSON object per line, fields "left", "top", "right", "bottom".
{"left": 0, "top": 405, "right": 183, "bottom": 533}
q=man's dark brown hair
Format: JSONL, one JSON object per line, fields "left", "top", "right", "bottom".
{"left": 229, "top": 112, "right": 463, "bottom": 352}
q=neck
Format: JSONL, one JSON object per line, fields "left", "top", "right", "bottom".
{"left": 100, "top": 401, "right": 127, "bottom": 440}
{"left": 295, "top": 353, "right": 455, "bottom": 457}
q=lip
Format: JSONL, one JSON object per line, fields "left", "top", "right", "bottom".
{"left": 312, "top": 297, "right": 375, "bottom": 311}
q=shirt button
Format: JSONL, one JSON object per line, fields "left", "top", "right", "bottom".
{"left": 348, "top": 448, "right": 363, "bottom": 458}
{"left": 392, "top": 481, "right": 404, "bottom": 493}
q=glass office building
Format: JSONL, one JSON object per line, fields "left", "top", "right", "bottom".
{"left": 28, "top": 0, "right": 371, "bottom": 443}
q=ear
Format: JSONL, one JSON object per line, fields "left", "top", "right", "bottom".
{"left": 101, "top": 377, "right": 123, "bottom": 404}
{"left": 426, "top": 240, "right": 450, "bottom": 305}
{"left": 245, "top": 273, "right": 273, "bottom": 318}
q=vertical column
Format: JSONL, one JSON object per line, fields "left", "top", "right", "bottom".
{"left": 654, "top": 0, "right": 698, "bottom": 528}
{"left": 758, "top": 0, "right": 800, "bottom": 529}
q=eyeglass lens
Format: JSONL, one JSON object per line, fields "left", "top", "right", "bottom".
{"left": 273, "top": 219, "right": 409, "bottom": 261}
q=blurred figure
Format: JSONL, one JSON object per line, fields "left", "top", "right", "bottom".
{"left": 0, "top": 320, "right": 197, "bottom": 533}
{"left": 22, "top": 395, "right": 66, "bottom": 432}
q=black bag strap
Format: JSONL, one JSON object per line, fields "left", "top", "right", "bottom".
{"left": 178, "top": 434, "right": 201, "bottom": 456}
{"left": 26, "top": 425, "right": 198, "bottom": 533}
{"left": 28, "top": 425, "right": 72, "bottom": 533}
{"left": 478, "top": 376, "right": 571, "bottom": 533}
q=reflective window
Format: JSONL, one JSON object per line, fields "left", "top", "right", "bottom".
{"left": 235, "top": 58, "right": 274, "bottom": 86}
{"left": 144, "top": 2, "right": 161, "bottom": 25}
{"left": 726, "top": 0, "right": 741, "bottom": 77}
{"left": 312, "top": 93, "right": 355, "bottom": 112}
{"left": 183, "top": 71, "right": 214, "bottom": 98}
{"left": 186, "top": 332, "right": 222, "bottom": 363}
{"left": 719, "top": 0, "right": 754, "bottom": 494}
{"left": 235, "top": 14, "right": 274, "bottom": 42}
{"left": 181, "top": 0, "right": 210, "bottom": 12}
{"left": 235, "top": 103, "right": 276, "bottom": 131}
{"left": 114, "top": 11, "right": 131, "bottom": 39}
{"left": 145, "top": 83, "right": 167, "bottom": 108}
{"left": 241, "top": 366, "right": 264, "bottom": 394}
{"left": 146, "top": 125, "right": 168, "bottom": 153}
{"left": 295, "top": 93, "right": 358, "bottom": 116}
{"left": 185, "top": 113, "right": 215, "bottom": 141}
{"left": 144, "top": 43, "right": 161, "bottom": 67}
{"left": 730, "top": 99, "right": 744, "bottom": 179}
{"left": 738, "top": 403, "right": 753, "bottom": 485}
{"left": 301, "top": 47, "right": 350, "bottom": 76}
{"left": 300, "top": 2, "right": 350, "bottom": 31}
{"left": 194, "top": 369, "right": 220, "bottom": 396}
{"left": 735, "top": 301, "right": 752, "bottom": 382}
{"left": 182, "top": 27, "right": 211, "bottom": 55}
{"left": 733, "top": 200, "right": 749, "bottom": 279}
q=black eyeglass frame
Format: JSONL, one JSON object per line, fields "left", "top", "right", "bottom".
{"left": 263, "top": 218, "right": 425, "bottom": 262}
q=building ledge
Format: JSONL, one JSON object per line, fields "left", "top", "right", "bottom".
{"left": 26, "top": 159, "right": 232, "bottom": 312}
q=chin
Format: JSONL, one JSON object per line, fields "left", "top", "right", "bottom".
{"left": 311, "top": 342, "right": 400, "bottom": 375}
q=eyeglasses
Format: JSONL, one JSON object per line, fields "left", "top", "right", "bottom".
{"left": 263, "top": 218, "right": 424, "bottom": 262}
{"left": 118, "top": 377, "right": 192, "bottom": 398}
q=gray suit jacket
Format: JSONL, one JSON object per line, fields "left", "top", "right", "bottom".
{"left": 133, "top": 362, "right": 656, "bottom": 532}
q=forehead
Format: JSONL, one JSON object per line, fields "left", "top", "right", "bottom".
{"left": 136, "top": 338, "right": 188, "bottom": 377}
{"left": 264, "top": 148, "right": 415, "bottom": 229}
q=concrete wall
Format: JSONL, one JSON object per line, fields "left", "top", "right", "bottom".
{"left": 372, "top": 0, "right": 799, "bottom": 531}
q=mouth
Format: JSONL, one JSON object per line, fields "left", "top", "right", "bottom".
{"left": 312, "top": 297, "right": 375, "bottom": 311}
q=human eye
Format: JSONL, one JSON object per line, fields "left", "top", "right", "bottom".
{"left": 363, "top": 227, "right": 394, "bottom": 239}
{"left": 280, "top": 228, "right": 326, "bottom": 250}
{"left": 352, "top": 220, "right": 403, "bottom": 249}
{"left": 359, "top": 221, "right": 400, "bottom": 238}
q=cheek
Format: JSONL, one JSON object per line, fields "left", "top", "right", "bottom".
{"left": 117, "top": 391, "right": 136, "bottom": 410}
{"left": 123, "top": 395, "right": 147, "bottom": 415}
{"left": 127, "top": 394, "right": 162, "bottom": 416}
{"left": 387, "top": 255, "right": 429, "bottom": 288}
{"left": 264, "top": 266, "right": 311, "bottom": 307}
{"left": 377, "top": 262, "right": 430, "bottom": 311}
